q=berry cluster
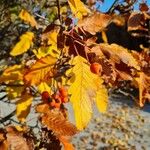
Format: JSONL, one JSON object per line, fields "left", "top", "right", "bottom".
{"left": 41, "top": 87, "right": 69, "bottom": 109}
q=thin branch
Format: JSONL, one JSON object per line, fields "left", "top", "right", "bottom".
{"left": 56, "top": 0, "right": 62, "bottom": 23}
{"left": 107, "top": 0, "right": 119, "bottom": 13}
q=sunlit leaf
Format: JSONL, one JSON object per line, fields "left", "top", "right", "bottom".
{"left": 96, "top": 85, "right": 108, "bottom": 113}
{"left": 59, "top": 136, "right": 75, "bottom": 150}
{"left": 0, "top": 65, "right": 23, "bottom": 83}
{"left": 36, "top": 104, "right": 78, "bottom": 136}
{"left": 134, "top": 72, "right": 150, "bottom": 107}
{"left": 6, "top": 86, "right": 24, "bottom": 99}
{"left": 68, "top": 0, "right": 90, "bottom": 19}
{"left": 99, "top": 43, "right": 140, "bottom": 70}
{"left": 68, "top": 56, "right": 104, "bottom": 130}
{"left": 19, "top": 9, "right": 38, "bottom": 28}
{"left": 16, "top": 93, "right": 33, "bottom": 122}
{"left": 10, "top": 32, "right": 34, "bottom": 56}
{"left": 33, "top": 46, "right": 59, "bottom": 59}
{"left": 77, "top": 12, "right": 112, "bottom": 35}
{"left": 38, "top": 82, "right": 51, "bottom": 94}
{"left": 24, "top": 55, "right": 57, "bottom": 85}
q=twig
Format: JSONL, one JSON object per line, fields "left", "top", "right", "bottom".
{"left": 56, "top": 0, "right": 62, "bottom": 23}
{"left": 34, "top": 13, "right": 49, "bottom": 23}
{"left": 107, "top": 0, "right": 119, "bottom": 14}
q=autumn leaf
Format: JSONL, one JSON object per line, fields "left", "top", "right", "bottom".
{"left": 96, "top": 85, "right": 108, "bottom": 113}
{"left": 33, "top": 25, "right": 61, "bottom": 58}
{"left": 6, "top": 126, "right": 33, "bottom": 150}
{"left": 24, "top": 55, "right": 57, "bottom": 85}
{"left": 0, "top": 131, "right": 8, "bottom": 150}
{"left": 134, "top": 72, "right": 150, "bottom": 107}
{"left": 59, "top": 136, "right": 75, "bottom": 150}
{"left": 77, "top": 12, "right": 112, "bottom": 35}
{"left": 16, "top": 93, "right": 33, "bottom": 122}
{"left": 33, "top": 46, "right": 60, "bottom": 59}
{"left": 99, "top": 43, "right": 140, "bottom": 70}
{"left": 19, "top": 9, "right": 38, "bottom": 28}
{"left": 38, "top": 82, "right": 51, "bottom": 94}
{"left": 10, "top": 32, "right": 34, "bottom": 56}
{"left": 68, "top": 56, "right": 105, "bottom": 130}
{"left": 68, "top": 0, "right": 90, "bottom": 19}
{"left": 36, "top": 104, "right": 78, "bottom": 136}
{"left": 0, "top": 65, "right": 23, "bottom": 83}
{"left": 6, "top": 86, "right": 24, "bottom": 99}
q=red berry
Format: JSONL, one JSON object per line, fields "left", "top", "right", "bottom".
{"left": 59, "top": 87, "right": 68, "bottom": 97}
{"left": 90, "top": 63, "right": 101, "bottom": 74}
{"left": 54, "top": 99, "right": 61, "bottom": 108}
{"left": 61, "top": 97, "right": 68, "bottom": 103}
{"left": 50, "top": 99, "right": 56, "bottom": 107}
{"left": 41, "top": 91, "right": 50, "bottom": 103}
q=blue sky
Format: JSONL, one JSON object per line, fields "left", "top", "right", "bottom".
{"left": 95, "top": 0, "right": 150, "bottom": 12}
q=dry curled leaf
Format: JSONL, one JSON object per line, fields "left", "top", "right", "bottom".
{"left": 77, "top": 12, "right": 112, "bottom": 35}
{"left": 99, "top": 43, "right": 140, "bottom": 70}
{"left": 36, "top": 104, "right": 78, "bottom": 136}
{"left": 134, "top": 72, "right": 150, "bottom": 107}
{"left": 6, "top": 126, "right": 34, "bottom": 150}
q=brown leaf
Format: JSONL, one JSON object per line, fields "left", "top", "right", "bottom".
{"left": 6, "top": 126, "right": 33, "bottom": 150}
{"left": 77, "top": 12, "right": 112, "bottom": 35}
{"left": 99, "top": 43, "right": 140, "bottom": 70}
{"left": 37, "top": 105, "right": 78, "bottom": 136}
{"left": 134, "top": 72, "right": 150, "bottom": 107}
{"left": 128, "top": 12, "right": 148, "bottom": 32}
{"left": 139, "top": 3, "right": 149, "bottom": 12}
{"left": 0, "top": 129, "right": 8, "bottom": 150}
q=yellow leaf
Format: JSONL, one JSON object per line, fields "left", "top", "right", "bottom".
{"left": 33, "top": 46, "right": 60, "bottom": 59}
{"left": 19, "top": 9, "right": 38, "bottom": 28}
{"left": 16, "top": 93, "right": 33, "bottom": 122}
{"left": 24, "top": 55, "right": 57, "bottom": 85}
{"left": 38, "top": 82, "right": 51, "bottom": 94}
{"left": 6, "top": 86, "right": 24, "bottom": 99}
{"left": 10, "top": 32, "right": 34, "bottom": 56}
{"left": 96, "top": 86, "right": 108, "bottom": 113}
{"left": 100, "top": 43, "right": 140, "bottom": 70}
{"left": 68, "top": 0, "right": 90, "bottom": 19}
{"left": 42, "top": 25, "right": 60, "bottom": 46}
{"left": 0, "top": 65, "right": 23, "bottom": 83}
{"left": 68, "top": 56, "right": 104, "bottom": 130}
{"left": 102, "top": 31, "right": 108, "bottom": 43}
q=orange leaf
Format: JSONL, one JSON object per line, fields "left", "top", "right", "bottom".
{"left": 59, "top": 136, "right": 75, "bottom": 150}
{"left": 36, "top": 104, "right": 78, "bottom": 136}
{"left": 24, "top": 55, "right": 57, "bottom": 85}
